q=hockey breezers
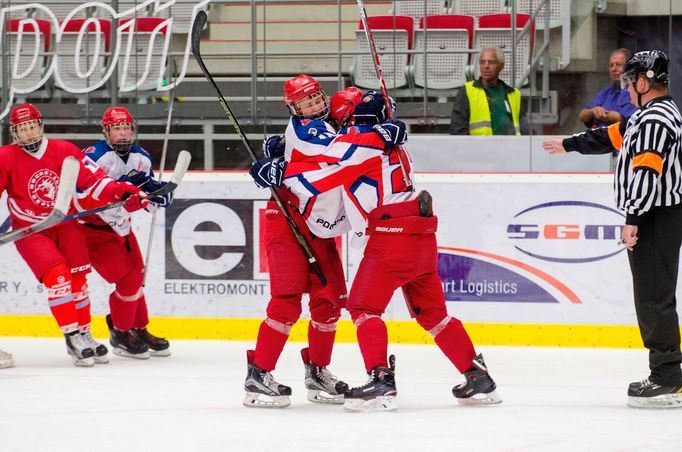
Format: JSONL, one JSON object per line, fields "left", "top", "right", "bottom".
{"left": 191, "top": 10, "right": 327, "bottom": 286}
{"left": 64, "top": 150, "right": 191, "bottom": 223}
{"left": 0, "top": 156, "right": 79, "bottom": 246}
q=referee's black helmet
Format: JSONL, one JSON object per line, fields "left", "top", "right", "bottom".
{"left": 620, "top": 50, "right": 670, "bottom": 88}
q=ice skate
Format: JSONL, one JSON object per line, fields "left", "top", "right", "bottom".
{"left": 343, "top": 355, "right": 397, "bottom": 412}
{"left": 80, "top": 326, "right": 109, "bottom": 364}
{"left": 131, "top": 327, "right": 171, "bottom": 357}
{"left": 243, "top": 350, "right": 291, "bottom": 408}
{"left": 627, "top": 378, "right": 682, "bottom": 409}
{"left": 106, "top": 314, "right": 150, "bottom": 359}
{"left": 301, "top": 347, "right": 348, "bottom": 404}
{"left": 452, "top": 353, "right": 502, "bottom": 405}
{"left": 0, "top": 349, "right": 14, "bottom": 369}
{"left": 64, "top": 330, "right": 95, "bottom": 367}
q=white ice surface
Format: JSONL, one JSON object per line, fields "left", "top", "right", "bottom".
{"left": 0, "top": 338, "right": 679, "bottom": 452}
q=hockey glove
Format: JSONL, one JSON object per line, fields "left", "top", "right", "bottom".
{"left": 118, "top": 170, "right": 151, "bottom": 189}
{"left": 353, "top": 91, "right": 396, "bottom": 124}
{"left": 263, "top": 134, "right": 286, "bottom": 159}
{"left": 113, "top": 182, "right": 149, "bottom": 212}
{"left": 249, "top": 157, "right": 286, "bottom": 189}
{"left": 372, "top": 120, "right": 407, "bottom": 149}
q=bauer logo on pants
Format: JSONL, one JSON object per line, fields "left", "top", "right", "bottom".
{"left": 165, "top": 199, "right": 254, "bottom": 280}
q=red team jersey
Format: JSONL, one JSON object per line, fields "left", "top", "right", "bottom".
{"left": 0, "top": 139, "right": 117, "bottom": 229}
{"left": 282, "top": 125, "right": 415, "bottom": 245}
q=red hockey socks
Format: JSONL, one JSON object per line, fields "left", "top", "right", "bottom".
{"left": 354, "top": 313, "right": 388, "bottom": 373}
{"left": 43, "top": 264, "right": 77, "bottom": 333}
{"left": 108, "top": 290, "right": 140, "bottom": 332}
{"left": 431, "top": 316, "right": 477, "bottom": 373}
{"left": 253, "top": 317, "right": 291, "bottom": 372}
{"left": 132, "top": 295, "right": 149, "bottom": 329}
{"left": 307, "top": 320, "right": 337, "bottom": 367}
{"left": 71, "top": 274, "right": 91, "bottom": 328}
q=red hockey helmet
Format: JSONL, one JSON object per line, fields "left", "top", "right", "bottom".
{"left": 10, "top": 103, "right": 44, "bottom": 153}
{"left": 283, "top": 74, "right": 328, "bottom": 119}
{"left": 101, "top": 106, "right": 134, "bottom": 128}
{"left": 101, "top": 107, "right": 135, "bottom": 156}
{"left": 329, "top": 86, "right": 363, "bottom": 129}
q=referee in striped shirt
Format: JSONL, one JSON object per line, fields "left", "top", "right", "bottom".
{"left": 543, "top": 50, "right": 682, "bottom": 408}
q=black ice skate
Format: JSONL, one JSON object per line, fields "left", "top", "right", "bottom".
{"left": 343, "top": 355, "right": 397, "bottom": 412}
{"left": 301, "top": 347, "right": 348, "bottom": 404}
{"left": 243, "top": 350, "right": 292, "bottom": 408}
{"left": 80, "top": 326, "right": 109, "bottom": 364}
{"left": 131, "top": 327, "right": 171, "bottom": 357}
{"left": 106, "top": 314, "right": 150, "bottom": 360}
{"left": 627, "top": 378, "right": 682, "bottom": 409}
{"left": 64, "top": 330, "right": 95, "bottom": 367}
{"left": 452, "top": 353, "right": 502, "bottom": 405}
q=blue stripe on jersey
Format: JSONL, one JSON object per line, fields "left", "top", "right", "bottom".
{"left": 291, "top": 117, "right": 336, "bottom": 146}
{"left": 349, "top": 176, "right": 379, "bottom": 215}
{"left": 82, "top": 139, "right": 110, "bottom": 162}
{"left": 290, "top": 174, "right": 321, "bottom": 196}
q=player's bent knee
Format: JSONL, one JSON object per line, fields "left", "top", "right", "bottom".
{"left": 42, "top": 263, "right": 72, "bottom": 297}
{"left": 266, "top": 294, "right": 303, "bottom": 324}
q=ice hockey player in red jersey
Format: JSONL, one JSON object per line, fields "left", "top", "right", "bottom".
{"left": 0, "top": 103, "right": 149, "bottom": 367}
{"left": 76, "top": 107, "right": 172, "bottom": 360}
{"left": 249, "top": 92, "right": 502, "bottom": 411}
{"left": 243, "top": 78, "right": 359, "bottom": 408}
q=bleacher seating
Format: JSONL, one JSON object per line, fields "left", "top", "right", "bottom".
{"left": 55, "top": 18, "right": 111, "bottom": 92}
{"left": 474, "top": 13, "right": 533, "bottom": 87}
{"left": 352, "top": 16, "right": 414, "bottom": 90}
{"left": 411, "top": 15, "right": 474, "bottom": 90}
{"left": 4, "top": 19, "right": 52, "bottom": 91}
{"left": 117, "top": 17, "right": 171, "bottom": 92}
{"left": 514, "top": 0, "right": 567, "bottom": 29}
{"left": 393, "top": 1, "right": 448, "bottom": 24}
{"left": 453, "top": 0, "right": 504, "bottom": 18}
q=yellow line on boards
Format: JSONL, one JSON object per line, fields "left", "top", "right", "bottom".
{"left": 0, "top": 315, "right": 651, "bottom": 348}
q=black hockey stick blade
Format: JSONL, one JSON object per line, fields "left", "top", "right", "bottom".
{"left": 191, "top": 10, "right": 208, "bottom": 59}
{"left": 0, "top": 156, "right": 79, "bottom": 246}
{"left": 64, "top": 150, "right": 192, "bottom": 223}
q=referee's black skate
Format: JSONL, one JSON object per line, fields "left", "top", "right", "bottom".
{"left": 106, "top": 314, "right": 150, "bottom": 360}
{"left": 243, "top": 350, "right": 292, "bottom": 408}
{"left": 627, "top": 378, "right": 682, "bottom": 409}
{"left": 453, "top": 353, "right": 502, "bottom": 405}
{"left": 131, "top": 327, "right": 171, "bottom": 357}
{"left": 301, "top": 347, "right": 348, "bottom": 404}
{"left": 64, "top": 330, "right": 95, "bottom": 367}
{"left": 343, "top": 355, "right": 397, "bottom": 412}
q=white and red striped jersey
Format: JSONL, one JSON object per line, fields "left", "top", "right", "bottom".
{"left": 0, "top": 139, "right": 117, "bottom": 230}
{"left": 284, "top": 116, "right": 350, "bottom": 238}
{"left": 283, "top": 124, "right": 416, "bottom": 246}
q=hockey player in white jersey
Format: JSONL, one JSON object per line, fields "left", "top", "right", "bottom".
{"left": 76, "top": 107, "right": 172, "bottom": 360}
{"left": 243, "top": 78, "right": 361, "bottom": 408}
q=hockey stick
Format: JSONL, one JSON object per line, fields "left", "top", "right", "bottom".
{"left": 190, "top": 10, "right": 327, "bottom": 286}
{"left": 142, "top": 63, "right": 177, "bottom": 286}
{"left": 0, "top": 156, "right": 79, "bottom": 246}
{"left": 356, "top": 0, "right": 413, "bottom": 191}
{"left": 64, "top": 150, "right": 191, "bottom": 223}
{"left": 0, "top": 216, "right": 10, "bottom": 234}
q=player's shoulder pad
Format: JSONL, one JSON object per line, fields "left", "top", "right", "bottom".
{"left": 291, "top": 117, "right": 336, "bottom": 145}
{"left": 82, "top": 139, "right": 110, "bottom": 161}
{"left": 129, "top": 144, "right": 153, "bottom": 161}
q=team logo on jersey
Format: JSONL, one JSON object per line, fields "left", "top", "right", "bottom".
{"left": 28, "top": 169, "right": 58, "bottom": 208}
{"left": 84, "top": 146, "right": 96, "bottom": 154}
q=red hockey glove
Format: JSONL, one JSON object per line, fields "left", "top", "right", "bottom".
{"left": 123, "top": 192, "right": 149, "bottom": 213}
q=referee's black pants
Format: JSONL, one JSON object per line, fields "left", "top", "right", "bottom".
{"left": 628, "top": 203, "right": 682, "bottom": 386}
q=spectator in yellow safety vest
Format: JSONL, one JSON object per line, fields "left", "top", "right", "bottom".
{"left": 449, "top": 46, "right": 523, "bottom": 136}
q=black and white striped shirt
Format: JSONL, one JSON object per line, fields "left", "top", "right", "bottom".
{"left": 563, "top": 95, "right": 682, "bottom": 225}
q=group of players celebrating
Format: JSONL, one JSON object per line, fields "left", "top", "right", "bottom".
{"left": 243, "top": 74, "right": 502, "bottom": 411}
{"left": 0, "top": 103, "right": 171, "bottom": 368}
{"left": 0, "top": 74, "right": 502, "bottom": 412}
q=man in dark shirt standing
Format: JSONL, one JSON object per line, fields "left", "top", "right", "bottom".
{"left": 449, "top": 46, "right": 522, "bottom": 136}
{"left": 579, "top": 48, "right": 637, "bottom": 128}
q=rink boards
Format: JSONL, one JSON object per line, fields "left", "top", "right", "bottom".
{"left": 1, "top": 172, "right": 680, "bottom": 347}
